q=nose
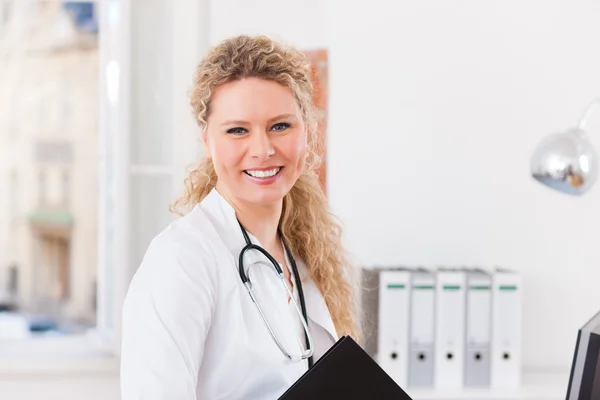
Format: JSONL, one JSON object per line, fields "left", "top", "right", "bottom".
{"left": 249, "top": 130, "right": 275, "bottom": 159}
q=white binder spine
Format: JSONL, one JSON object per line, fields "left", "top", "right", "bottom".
{"left": 377, "top": 269, "right": 411, "bottom": 387}
{"left": 409, "top": 269, "right": 436, "bottom": 387}
{"left": 434, "top": 269, "right": 466, "bottom": 389}
{"left": 491, "top": 268, "right": 522, "bottom": 388}
{"left": 465, "top": 269, "right": 492, "bottom": 387}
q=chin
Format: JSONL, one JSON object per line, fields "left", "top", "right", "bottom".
{"left": 242, "top": 186, "right": 289, "bottom": 206}
{"left": 246, "top": 192, "right": 286, "bottom": 206}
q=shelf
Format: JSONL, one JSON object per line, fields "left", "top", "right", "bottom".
{"left": 405, "top": 370, "right": 570, "bottom": 400}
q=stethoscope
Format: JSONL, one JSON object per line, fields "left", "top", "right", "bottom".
{"left": 237, "top": 219, "right": 315, "bottom": 369}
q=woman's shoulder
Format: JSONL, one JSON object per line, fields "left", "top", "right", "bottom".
{"left": 133, "top": 205, "right": 221, "bottom": 285}
{"left": 150, "top": 188, "right": 235, "bottom": 253}
{"left": 154, "top": 205, "right": 216, "bottom": 252}
{"left": 121, "top": 206, "right": 222, "bottom": 335}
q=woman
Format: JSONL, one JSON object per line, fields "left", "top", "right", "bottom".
{"left": 120, "top": 35, "right": 360, "bottom": 400}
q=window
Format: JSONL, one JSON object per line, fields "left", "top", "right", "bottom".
{"left": 0, "top": 0, "right": 99, "bottom": 342}
{"left": 60, "top": 74, "right": 72, "bottom": 125}
{"left": 0, "top": 0, "right": 205, "bottom": 364}
{"left": 96, "top": 0, "right": 205, "bottom": 352}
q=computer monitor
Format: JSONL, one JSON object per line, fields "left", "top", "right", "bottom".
{"left": 566, "top": 309, "right": 600, "bottom": 399}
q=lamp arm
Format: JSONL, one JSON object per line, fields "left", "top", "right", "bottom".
{"left": 577, "top": 97, "right": 600, "bottom": 131}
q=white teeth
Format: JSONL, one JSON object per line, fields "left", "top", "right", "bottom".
{"left": 246, "top": 167, "right": 281, "bottom": 178}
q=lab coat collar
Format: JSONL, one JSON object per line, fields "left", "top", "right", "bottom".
{"left": 199, "top": 188, "right": 339, "bottom": 342}
{"left": 200, "top": 188, "right": 247, "bottom": 256}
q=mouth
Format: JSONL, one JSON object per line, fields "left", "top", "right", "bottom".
{"left": 244, "top": 167, "right": 283, "bottom": 179}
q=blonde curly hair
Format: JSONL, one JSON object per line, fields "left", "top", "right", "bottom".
{"left": 170, "top": 35, "right": 361, "bottom": 341}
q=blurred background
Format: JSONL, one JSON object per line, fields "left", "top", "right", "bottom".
{"left": 1, "top": 0, "right": 600, "bottom": 399}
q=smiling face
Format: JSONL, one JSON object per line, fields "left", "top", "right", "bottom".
{"left": 203, "top": 77, "right": 308, "bottom": 208}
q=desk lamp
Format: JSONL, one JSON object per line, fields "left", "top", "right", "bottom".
{"left": 530, "top": 98, "right": 600, "bottom": 195}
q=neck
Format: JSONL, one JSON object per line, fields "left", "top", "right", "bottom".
{"left": 218, "top": 186, "right": 283, "bottom": 249}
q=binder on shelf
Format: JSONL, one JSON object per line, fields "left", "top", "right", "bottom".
{"left": 434, "top": 268, "right": 466, "bottom": 389}
{"left": 408, "top": 268, "right": 436, "bottom": 388}
{"left": 490, "top": 268, "right": 522, "bottom": 388}
{"left": 360, "top": 267, "right": 380, "bottom": 362}
{"left": 377, "top": 268, "right": 411, "bottom": 387}
{"left": 465, "top": 268, "right": 492, "bottom": 387}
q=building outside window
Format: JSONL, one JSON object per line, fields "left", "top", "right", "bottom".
{"left": 0, "top": 1, "right": 201, "bottom": 378}
{"left": 0, "top": 0, "right": 99, "bottom": 337}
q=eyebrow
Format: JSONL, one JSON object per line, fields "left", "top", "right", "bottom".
{"left": 220, "top": 113, "right": 298, "bottom": 126}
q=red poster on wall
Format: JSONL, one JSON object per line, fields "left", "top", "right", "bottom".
{"left": 303, "top": 49, "right": 328, "bottom": 195}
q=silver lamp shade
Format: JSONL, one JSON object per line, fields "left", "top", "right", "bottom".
{"left": 531, "top": 99, "right": 600, "bottom": 195}
{"left": 531, "top": 128, "right": 597, "bottom": 195}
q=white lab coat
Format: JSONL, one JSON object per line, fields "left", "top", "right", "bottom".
{"left": 120, "top": 188, "right": 338, "bottom": 400}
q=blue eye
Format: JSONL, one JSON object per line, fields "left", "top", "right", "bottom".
{"left": 271, "top": 122, "right": 290, "bottom": 132}
{"left": 227, "top": 127, "right": 247, "bottom": 135}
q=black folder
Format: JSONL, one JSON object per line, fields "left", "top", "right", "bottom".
{"left": 278, "top": 336, "right": 413, "bottom": 399}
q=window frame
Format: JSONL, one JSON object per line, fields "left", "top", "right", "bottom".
{"left": 95, "top": 0, "right": 132, "bottom": 355}
{"left": 96, "top": 0, "right": 207, "bottom": 357}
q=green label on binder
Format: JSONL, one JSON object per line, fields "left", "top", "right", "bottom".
{"left": 443, "top": 285, "right": 461, "bottom": 291}
{"left": 469, "top": 285, "right": 491, "bottom": 290}
{"left": 413, "top": 285, "right": 434, "bottom": 290}
{"left": 387, "top": 284, "right": 405, "bottom": 289}
{"left": 499, "top": 285, "right": 518, "bottom": 291}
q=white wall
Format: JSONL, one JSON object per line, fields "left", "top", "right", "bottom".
{"left": 326, "top": 0, "right": 600, "bottom": 371}
{"left": 209, "top": 0, "right": 325, "bottom": 49}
